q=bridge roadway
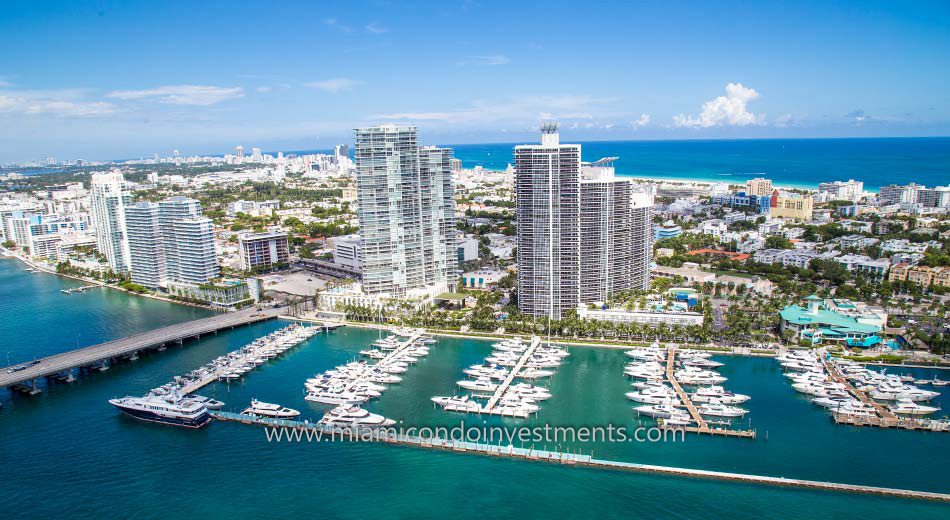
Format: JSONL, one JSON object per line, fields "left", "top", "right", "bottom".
{"left": 0, "top": 307, "right": 282, "bottom": 389}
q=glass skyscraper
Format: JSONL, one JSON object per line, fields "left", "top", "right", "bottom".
{"left": 354, "top": 125, "right": 457, "bottom": 297}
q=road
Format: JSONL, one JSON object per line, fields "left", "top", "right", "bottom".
{"left": 0, "top": 307, "right": 281, "bottom": 389}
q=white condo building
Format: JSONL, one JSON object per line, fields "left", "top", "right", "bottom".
{"left": 515, "top": 125, "right": 653, "bottom": 319}
{"left": 89, "top": 172, "right": 133, "bottom": 273}
{"left": 125, "top": 196, "right": 218, "bottom": 288}
{"left": 354, "top": 125, "right": 457, "bottom": 297}
{"left": 159, "top": 197, "right": 218, "bottom": 285}
{"left": 818, "top": 179, "right": 864, "bottom": 202}
{"left": 579, "top": 158, "right": 653, "bottom": 302}
{"left": 125, "top": 202, "right": 165, "bottom": 288}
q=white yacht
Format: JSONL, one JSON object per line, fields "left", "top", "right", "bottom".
{"left": 457, "top": 378, "right": 498, "bottom": 392}
{"left": 318, "top": 405, "right": 395, "bottom": 427}
{"left": 508, "top": 383, "right": 552, "bottom": 401}
{"left": 889, "top": 399, "right": 940, "bottom": 416}
{"left": 626, "top": 385, "right": 678, "bottom": 404}
{"left": 691, "top": 386, "right": 750, "bottom": 404}
{"left": 432, "top": 395, "right": 483, "bottom": 413}
{"left": 243, "top": 399, "right": 300, "bottom": 418}
{"left": 305, "top": 387, "right": 370, "bottom": 405}
{"left": 681, "top": 357, "right": 724, "bottom": 368}
{"left": 634, "top": 403, "right": 684, "bottom": 419}
{"left": 869, "top": 381, "right": 940, "bottom": 401}
{"left": 517, "top": 368, "right": 555, "bottom": 379}
{"left": 186, "top": 394, "right": 225, "bottom": 410}
{"left": 108, "top": 394, "right": 211, "bottom": 428}
{"left": 464, "top": 364, "right": 509, "bottom": 380}
{"left": 697, "top": 401, "right": 748, "bottom": 418}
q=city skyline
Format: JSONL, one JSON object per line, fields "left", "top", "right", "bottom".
{"left": 2, "top": 0, "right": 950, "bottom": 162}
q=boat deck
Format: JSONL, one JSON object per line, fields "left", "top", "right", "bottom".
{"left": 181, "top": 322, "right": 317, "bottom": 394}
{"left": 483, "top": 336, "right": 542, "bottom": 413}
{"left": 664, "top": 347, "right": 755, "bottom": 438}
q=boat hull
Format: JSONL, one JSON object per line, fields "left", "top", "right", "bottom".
{"left": 111, "top": 403, "right": 211, "bottom": 428}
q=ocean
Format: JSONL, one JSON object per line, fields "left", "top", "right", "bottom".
{"left": 450, "top": 137, "right": 950, "bottom": 191}
{"left": 1, "top": 258, "right": 949, "bottom": 518}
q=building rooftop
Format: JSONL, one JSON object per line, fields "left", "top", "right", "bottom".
{"left": 780, "top": 304, "right": 880, "bottom": 335}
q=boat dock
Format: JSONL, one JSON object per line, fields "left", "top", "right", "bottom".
{"left": 60, "top": 284, "right": 101, "bottom": 295}
{"left": 212, "top": 411, "right": 949, "bottom": 502}
{"left": 174, "top": 323, "right": 317, "bottom": 395}
{"left": 822, "top": 357, "right": 950, "bottom": 432}
{"left": 0, "top": 307, "right": 281, "bottom": 394}
{"left": 665, "top": 347, "right": 756, "bottom": 438}
{"left": 483, "top": 336, "right": 542, "bottom": 413}
{"left": 346, "top": 330, "right": 425, "bottom": 395}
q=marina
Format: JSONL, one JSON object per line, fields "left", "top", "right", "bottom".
{"left": 107, "top": 323, "right": 318, "bottom": 427}
{"left": 433, "top": 336, "right": 566, "bottom": 418}
{"left": 303, "top": 329, "right": 433, "bottom": 425}
{"left": 777, "top": 349, "right": 949, "bottom": 432}
{"left": 3, "top": 264, "right": 950, "bottom": 516}
{"left": 626, "top": 343, "right": 756, "bottom": 438}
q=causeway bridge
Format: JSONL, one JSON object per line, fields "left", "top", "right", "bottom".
{"left": 0, "top": 307, "right": 282, "bottom": 392}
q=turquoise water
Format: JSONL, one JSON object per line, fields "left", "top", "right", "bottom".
{"left": 1, "top": 259, "right": 948, "bottom": 518}
{"left": 451, "top": 137, "right": 950, "bottom": 191}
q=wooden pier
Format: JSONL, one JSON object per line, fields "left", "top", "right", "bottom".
{"left": 0, "top": 307, "right": 281, "bottom": 392}
{"left": 822, "top": 356, "right": 899, "bottom": 423}
{"left": 483, "top": 336, "right": 542, "bottom": 413}
{"left": 664, "top": 347, "right": 755, "bottom": 438}
{"left": 212, "top": 412, "right": 949, "bottom": 502}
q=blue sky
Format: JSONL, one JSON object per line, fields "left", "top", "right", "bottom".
{"left": 1, "top": 0, "right": 948, "bottom": 162}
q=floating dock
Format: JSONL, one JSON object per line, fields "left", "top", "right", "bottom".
{"left": 482, "top": 336, "right": 542, "bottom": 414}
{"left": 212, "top": 411, "right": 949, "bottom": 502}
{"left": 822, "top": 357, "right": 949, "bottom": 432}
{"left": 664, "top": 347, "right": 756, "bottom": 438}
{"left": 180, "top": 323, "right": 318, "bottom": 394}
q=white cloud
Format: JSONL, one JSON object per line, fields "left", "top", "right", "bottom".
{"left": 375, "top": 95, "right": 618, "bottom": 126}
{"left": 255, "top": 86, "right": 272, "bottom": 93}
{"left": 306, "top": 78, "right": 361, "bottom": 93}
{"left": 107, "top": 85, "right": 244, "bottom": 105}
{"left": 470, "top": 55, "right": 510, "bottom": 66}
{"left": 365, "top": 22, "right": 387, "bottom": 34}
{"left": 0, "top": 78, "right": 13, "bottom": 88}
{"left": 674, "top": 83, "right": 764, "bottom": 128}
{"left": 0, "top": 90, "right": 116, "bottom": 117}
{"left": 774, "top": 113, "right": 802, "bottom": 128}
{"left": 323, "top": 18, "right": 352, "bottom": 32}
{"left": 631, "top": 113, "right": 650, "bottom": 128}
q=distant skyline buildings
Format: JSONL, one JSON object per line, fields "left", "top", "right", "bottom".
{"left": 354, "top": 124, "right": 458, "bottom": 297}
{"left": 2, "top": 2, "right": 949, "bottom": 162}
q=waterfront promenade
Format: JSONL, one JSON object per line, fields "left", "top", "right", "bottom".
{"left": 0, "top": 307, "right": 281, "bottom": 390}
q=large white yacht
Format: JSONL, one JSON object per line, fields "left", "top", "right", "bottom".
{"left": 108, "top": 393, "right": 211, "bottom": 428}
{"left": 691, "top": 386, "right": 750, "bottom": 404}
{"left": 889, "top": 399, "right": 940, "bottom": 416}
